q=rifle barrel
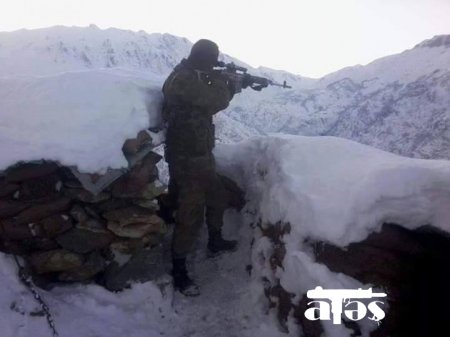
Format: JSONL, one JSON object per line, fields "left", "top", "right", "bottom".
{"left": 269, "top": 80, "right": 292, "bottom": 89}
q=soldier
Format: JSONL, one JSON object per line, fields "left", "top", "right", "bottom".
{"left": 162, "top": 39, "right": 243, "bottom": 296}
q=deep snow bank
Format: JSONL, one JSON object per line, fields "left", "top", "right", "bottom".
{"left": 0, "top": 69, "right": 164, "bottom": 173}
{"left": 215, "top": 134, "right": 450, "bottom": 337}
{"left": 216, "top": 134, "right": 450, "bottom": 247}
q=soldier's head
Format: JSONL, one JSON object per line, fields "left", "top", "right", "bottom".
{"left": 188, "top": 39, "right": 219, "bottom": 71}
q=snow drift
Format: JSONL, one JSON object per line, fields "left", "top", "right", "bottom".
{"left": 215, "top": 134, "right": 450, "bottom": 337}
{"left": 216, "top": 134, "right": 450, "bottom": 246}
{"left": 0, "top": 69, "right": 164, "bottom": 173}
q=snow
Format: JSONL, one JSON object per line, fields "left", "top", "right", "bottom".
{"left": 0, "top": 211, "right": 287, "bottom": 337}
{"left": 224, "top": 36, "right": 450, "bottom": 160}
{"left": 5, "top": 134, "right": 439, "bottom": 337}
{"left": 1, "top": 25, "right": 449, "bottom": 337}
{"left": 216, "top": 134, "right": 450, "bottom": 247}
{"left": 318, "top": 38, "right": 450, "bottom": 87}
{"left": 0, "top": 26, "right": 192, "bottom": 77}
{"left": 0, "top": 254, "right": 175, "bottom": 337}
{"left": 1, "top": 26, "right": 449, "bottom": 175}
{"left": 215, "top": 134, "right": 450, "bottom": 337}
{"left": 0, "top": 25, "right": 191, "bottom": 173}
{"left": 0, "top": 69, "right": 164, "bottom": 173}
{"left": 0, "top": 25, "right": 286, "bottom": 174}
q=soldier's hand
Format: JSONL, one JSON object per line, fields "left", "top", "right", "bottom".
{"left": 226, "top": 80, "right": 237, "bottom": 95}
{"left": 208, "top": 70, "right": 226, "bottom": 83}
{"left": 242, "top": 74, "right": 253, "bottom": 89}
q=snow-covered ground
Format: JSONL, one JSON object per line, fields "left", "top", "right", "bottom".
{"left": 0, "top": 210, "right": 286, "bottom": 337}
{"left": 3, "top": 135, "right": 449, "bottom": 337}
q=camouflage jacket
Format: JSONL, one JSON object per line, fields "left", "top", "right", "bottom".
{"left": 162, "top": 59, "right": 233, "bottom": 161}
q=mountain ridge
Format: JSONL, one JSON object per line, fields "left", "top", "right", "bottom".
{"left": 0, "top": 25, "right": 448, "bottom": 160}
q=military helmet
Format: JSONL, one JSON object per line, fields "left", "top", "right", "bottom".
{"left": 188, "top": 39, "right": 219, "bottom": 70}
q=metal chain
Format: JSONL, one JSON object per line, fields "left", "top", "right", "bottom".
{"left": 13, "top": 255, "right": 60, "bottom": 337}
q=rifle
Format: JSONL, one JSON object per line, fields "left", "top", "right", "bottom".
{"left": 214, "top": 61, "right": 292, "bottom": 93}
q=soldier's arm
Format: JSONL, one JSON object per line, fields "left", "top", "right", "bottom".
{"left": 164, "top": 70, "right": 232, "bottom": 114}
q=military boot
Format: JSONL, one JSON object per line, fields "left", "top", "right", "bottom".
{"left": 172, "top": 257, "right": 200, "bottom": 297}
{"left": 207, "top": 230, "right": 238, "bottom": 256}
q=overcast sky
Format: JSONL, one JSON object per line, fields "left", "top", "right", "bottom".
{"left": 1, "top": 0, "right": 449, "bottom": 78}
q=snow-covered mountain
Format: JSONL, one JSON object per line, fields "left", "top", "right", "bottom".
{"left": 0, "top": 25, "right": 307, "bottom": 83}
{"left": 0, "top": 26, "right": 448, "bottom": 160}
{"left": 225, "top": 35, "right": 450, "bottom": 159}
{"left": 0, "top": 25, "right": 192, "bottom": 76}
{"left": 0, "top": 26, "right": 449, "bottom": 337}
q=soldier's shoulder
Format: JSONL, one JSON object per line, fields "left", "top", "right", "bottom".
{"left": 165, "top": 68, "right": 198, "bottom": 89}
{"left": 173, "top": 67, "right": 198, "bottom": 81}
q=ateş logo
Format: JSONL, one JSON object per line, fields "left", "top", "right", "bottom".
{"left": 304, "top": 286, "right": 387, "bottom": 324}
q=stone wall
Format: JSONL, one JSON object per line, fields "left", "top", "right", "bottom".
{"left": 0, "top": 130, "right": 168, "bottom": 291}
{"left": 258, "top": 222, "right": 450, "bottom": 337}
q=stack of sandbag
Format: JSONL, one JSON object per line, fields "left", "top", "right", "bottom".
{"left": 0, "top": 130, "right": 168, "bottom": 291}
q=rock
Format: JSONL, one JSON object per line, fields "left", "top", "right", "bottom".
{"left": 140, "top": 182, "right": 166, "bottom": 200}
{"left": 110, "top": 235, "right": 161, "bottom": 254}
{"left": 64, "top": 188, "right": 110, "bottom": 203}
{"left": 108, "top": 221, "right": 166, "bottom": 239}
{"left": 110, "top": 238, "right": 145, "bottom": 255}
{"left": 31, "top": 273, "right": 58, "bottom": 291}
{"left": 122, "top": 130, "right": 152, "bottom": 156}
{"left": 312, "top": 223, "right": 427, "bottom": 283}
{"left": 0, "top": 200, "right": 29, "bottom": 219}
{"left": 111, "top": 153, "right": 161, "bottom": 198}
{"left": 96, "top": 198, "right": 133, "bottom": 213}
{"left": 309, "top": 223, "right": 450, "bottom": 337}
{"left": 142, "top": 151, "right": 162, "bottom": 166}
{"left": 314, "top": 242, "right": 409, "bottom": 283}
{"left": 131, "top": 199, "right": 159, "bottom": 212}
{"left": 363, "top": 223, "right": 426, "bottom": 255}
{"left": 64, "top": 179, "right": 83, "bottom": 189}
{"left": 56, "top": 226, "right": 114, "bottom": 254}
{"left": 58, "top": 252, "right": 106, "bottom": 282}
{"left": 103, "top": 206, "right": 160, "bottom": 226}
{"left": 18, "top": 174, "right": 61, "bottom": 200}
{"left": 24, "top": 238, "right": 60, "bottom": 251}
{"left": 86, "top": 173, "right": 102, "bottom": 184}
{"left": 29, "top": 249, "right": 84, "bottom": 274}
{"left": 104, "top": 246, "right": 164, "bottom": 291}
{"left": 103, "top": 206, "right": 166, "bottom": 238}
{"left": 0, "top": 180, "right": 20, "bottom": 198}
{"left": 0, "top": 222, "right": 36, "bottom": 240}
{"left": 37, "top": 214, "right": 73, "bottom": 237}
{"left": 2, "top": 197, "right": 71, "bottom": 225}
{"left": 84, "top": 205, "right": 101, "bottom": 219}
{"left": 5, "top": 162, "right": 59, "bottom": 183}
{"left": 69, "top": 205, "right": 89, "bottom": 223}
{"left": 0, "top": 241, "right": 27, "bottom": 255}
{"left": 76, "top": 218, "right": 108, "bottom": 232}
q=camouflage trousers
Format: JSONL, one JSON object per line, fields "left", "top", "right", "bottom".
{"left": 167, "top": 155, "right": 229, "bottom": 259}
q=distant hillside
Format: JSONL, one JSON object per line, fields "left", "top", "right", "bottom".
{"left": 0, "top": 26, "right": 448, "bottom": 159}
